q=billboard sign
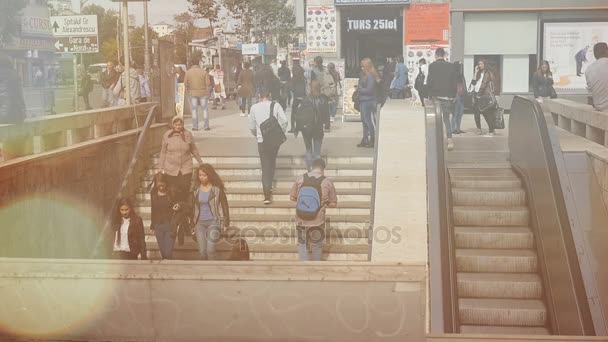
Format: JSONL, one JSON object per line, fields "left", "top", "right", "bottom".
{"left": 50, "top": 15, "right": 99, "bottom": 53}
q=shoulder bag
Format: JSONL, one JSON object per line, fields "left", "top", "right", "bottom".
{"left": 475, "top": 80, "right": 497, "bottom": 113}
{"left": 260, "top": 101, "right": 287, "bottom": 149}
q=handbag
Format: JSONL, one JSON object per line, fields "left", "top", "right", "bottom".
{"left": 494, "top": 107, "right": 505, "bottom": 130}
{"left": 214, "top": 84, "right": 222, "bottom": 93}
{"left": 475, "top": 81, "right": 497, "bottom": 113}
{"left": 260, "top": 101, "right": 287, "bottom": 149}
{"left": 550, "top": 86, "right": 557, "bottom": 99}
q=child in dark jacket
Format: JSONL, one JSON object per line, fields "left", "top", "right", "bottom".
{"left": 112, "top": 197, "right": 147, "bottom": 260}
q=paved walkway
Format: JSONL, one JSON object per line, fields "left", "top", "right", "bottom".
{"left": 184, "top": 103, "right": 374, "bottom": 158}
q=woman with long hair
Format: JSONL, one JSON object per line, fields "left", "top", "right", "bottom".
{"left": 357, "top": 58, "right": 380, "bottom": 148}
{"left": 158, "top": 115, "right": 204, "bottom": 202}
{"left": 470, "top": 59, "right": 496, "bottom": 137}
{"left": 150, "top": 172, "right": 177, "bottom": 260}
{"left": 112, "top": 197, "right": 146, "bottom": 260}
{"left": 191, "top": 164, "right": 230, "bottom": 260}
{"left": 532, "top": 60, "right": 556, "bottom": 102}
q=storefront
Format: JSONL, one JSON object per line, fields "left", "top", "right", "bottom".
{"left": 450, "top": 0, "right": 608, "bottom": 107}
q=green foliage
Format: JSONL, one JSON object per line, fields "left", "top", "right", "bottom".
{"left": 129, "top": 25, "right": 158, "bottom": 68}
{"left": 173, "top": 12, "right": 196, "bottom": 65}
{"left": 187, "top": 0, "right": 220, "bottom": 24}
{"left": 221, "top": 0, "right": 299, "bottom": 46}
{"left": 82, "top": 4, "right": 119, "bottom": 63}
{"left": 0, "top": 0, "right": 26, "bottom": 48}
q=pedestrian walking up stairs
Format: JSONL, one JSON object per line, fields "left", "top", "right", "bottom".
{"left": 448, "top": 136, "right": 550, "bottom": 335}
{"left": 135, "top": 154, "right": 374, "bottom": 261}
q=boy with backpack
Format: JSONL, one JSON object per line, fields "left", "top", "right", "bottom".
{"left": 289, "top": 158, "right": 337, "bottom": 261}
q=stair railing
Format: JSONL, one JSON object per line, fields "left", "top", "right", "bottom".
{"left": 425, "top": 99, "right": 459, "bottom": 333}
{"left": 91, "top": 104, "right": 160, "bottom": 258}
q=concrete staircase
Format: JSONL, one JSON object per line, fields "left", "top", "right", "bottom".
{"left": 135, "top": 155, "right": 373, "bottom": 261}
{"left": 448, "top": 136, "right": 550, "bottom": 335}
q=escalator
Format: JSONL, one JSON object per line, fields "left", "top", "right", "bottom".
{"left": 426, "top": 96, "right": 597, "bottom": 337}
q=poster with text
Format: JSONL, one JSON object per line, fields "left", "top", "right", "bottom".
{"left": 306, "top": 5, "right": 337, "bottom": 53}
{"left": 405, "top": 4, "right": 450, "bottom": 45}
{"left": 543, "top": 22, "right": 608, "bottom": 90}
{"left": 343, "top": 78, "right": 360, "bottom": 119}
{"left": 405, "top": 44, "right": 450, "bottom": 83}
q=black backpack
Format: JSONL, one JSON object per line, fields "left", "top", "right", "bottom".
{"left": 260, "top": 101, "right": 287, "bottom": 149}
{"left": 352, "top": 89, "right": 360, "bottom": 112}
{"left": 414, "top": 67, "right": 425, "bottom": 92}
{"left": 294, "top": 98, "right": 318, "bottom": 133}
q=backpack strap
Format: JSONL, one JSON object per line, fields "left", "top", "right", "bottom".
{"left": 269, "top": 101, "right": 276, "bottom": 119}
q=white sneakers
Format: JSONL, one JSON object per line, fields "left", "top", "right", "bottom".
{"left": 330, "top": 117, "right": 335, "bottom": 122}
{"left": 447, "top": 138, "right": 454, "bottom": 151}
{"left": 483, "top": 133, "right": 494, "bottom": 137}
{"left": 240, "top": 113, "right": 246, "bottom": 117}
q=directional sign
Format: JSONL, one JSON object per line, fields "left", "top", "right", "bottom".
{"left": 54, "top": 36, "right": 99, "bottom": 53}
{"left": 50, "top": 15, "right": 99, "bottom": 54}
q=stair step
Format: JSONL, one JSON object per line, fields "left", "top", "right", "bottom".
{"left": 454, "top": 226, "right": 534, "bottom": 249}
{"left": 457, "top": 273, "right": 543, "bottom": 299}
{"left": 145, "top": 227, "right": 370, "bottom": 239}
{"left": 139, "top": 176, "right": 373, "bottom": 190}
{"left": 451, "top": 178, "right": 522, "bottom": 189}
{"left": 146, "top": 166, "right": 372, "bottom": 177}
{"left": 453, "top": 206, "right": 529, "bottom": 227}
{"left": 459, "top": 325, "right": 550, "bottom": 335}
{"left": 142, "top": 214, "right": 370, "bottom": 231}
{"left": 447, "top": 151, "right": 510, "bottom": 164}
{"left": 137, "top": 192, "right": 371, "bottom": 202}
{"left": 452, "top": 188, "right": 526, "bottom": 206}
{"left": 151, "top": 156, "right": 374, "bottom": 166}
{"left": 147, "top": 250, "right": 369, "bottom": 261}
{"left": 456, "top": 249, "right": 538, "bottom": 273}
{"left": 144, "top": 236, "right": 368, "bottom": 249}
{"left": 449, "top": 168, "right": 516, "bottom": 178}
{"left": 459, "top": 298, "right": 547, "bottom": 327}
{"left": 136, "top": 201, "right": 370, "bottom": 216}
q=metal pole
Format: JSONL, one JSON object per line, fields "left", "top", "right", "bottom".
{"left": 117, "top": 4, "right": 121, "bottom": 62}
{"left": 73, "top": 54, "right": 79, "bottom": 111}
{"left": 122, "top": 1, "right": 131, "bottom": 105}
{"left": 144, "top": 0, "right": 150, "bottom": 76}
{"left": 218, "top": 34, "right": 222, "bottom": 68}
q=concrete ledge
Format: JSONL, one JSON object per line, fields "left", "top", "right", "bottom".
{"left": 0, "top": 259, "right": 426, "bottom": 341}
{"left": 371, "top": 100, "right": 427, "bottom": 263}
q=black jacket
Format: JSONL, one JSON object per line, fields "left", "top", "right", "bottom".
{"left": 112, "top": 214, "right": 147, "bottom": 259}
{"left": 427, "top": 59, "right": 458, "bottom": 98}
{"left": 0, "top": 60, "right": 26, "bottom": 125}
{"left": 532, "top": 72, "right": 554, "bottom": 98}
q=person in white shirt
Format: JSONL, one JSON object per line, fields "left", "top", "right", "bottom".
{"left": 585, "top": 42, "right": 608, "bottom": 112}
{"left": 112, "top": 197, "right": 146, "bottom": 260}
{"left": 248, "top": 87, "right": 288, "bottom": 204}
{"left": 270, "top": 59, "right": 280, "bottom": 78}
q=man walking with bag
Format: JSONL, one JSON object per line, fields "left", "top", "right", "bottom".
{"left": 249, "top": 88, "right": 288, "bottom": 204}
{"left": 427, "top": 48, "right": 458, "bottom": 150}
{"left": 290, "top": 158, "right": 337, "bottom": 261}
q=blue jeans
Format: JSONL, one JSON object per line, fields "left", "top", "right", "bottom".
{"left": 360, "top": 100, "right": 377, "bottom": 144}
{"left": 195, "top": 219, "right": 220, "bottom": 260}
{"left": 303, "top": 132, "right": 322, "bottom": 171}
{"left": 154, "top": 223, "right": 175, "bottom": 260}
{"left": 451, "top": 95, "right": 464, "bottom": 132}
{"left": 329, "top": 100, "right": 337, "bottom": 119}
{"left": 190, "top": 96, "right": 209, "bottom": 130}
{"left": 433, "top": 97, "right": 454, "bottom": 139}
{"left": 297, "top": 225, "right": 325, "bottom": 261}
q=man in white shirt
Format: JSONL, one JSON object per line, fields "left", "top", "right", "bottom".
{"left": 248, "top": 87, "right": 288, "bottom": 204}
{"left": 586, "top": 43, "right": 608, "bottom": 112}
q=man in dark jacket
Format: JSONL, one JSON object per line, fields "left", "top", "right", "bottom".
{"left": 0, "top": 55, "right": 26, "bottom": 161}
{"left": 100, "top": 60, "right": 119, "bottom": 107}
{"left": 427, "top": 47, "right": 458, "bottom": 150}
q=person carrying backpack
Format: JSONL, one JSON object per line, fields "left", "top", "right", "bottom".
{"left": 289, "top": 158, "right": 337, "bottom": 261}
{"left": 249, "top": 87, "right": 289, "bottom": 204}
{"left": 293, "top": 81, "right": 325, "bottom": 171}
{"left": 310, "top": 56, "right": 333, "bottom": 132}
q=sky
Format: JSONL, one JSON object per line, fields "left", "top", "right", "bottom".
{"left": 82, "top": 0, "right": 192, "bottom": 25}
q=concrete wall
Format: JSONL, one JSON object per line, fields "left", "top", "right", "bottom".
{"left": 0, "top": 260, "right": 427, "bottom": 342}
{"left": 0, "top": 107, "right": 166, "bottom": 259}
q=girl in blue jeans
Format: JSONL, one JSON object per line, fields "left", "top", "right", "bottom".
{"left": 191, "top": 164, "right": 230, "bottom": 260}
{"left": 357, "top": 58, "right": 380, "bottom": 148}
{"left": 150, "top": 173, "right": 178, "bottom": 259}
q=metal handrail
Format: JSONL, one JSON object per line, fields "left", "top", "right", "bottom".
{"left": 91, "top": 104, "right": 160, "bottom": 258}
{"left": 425, "top": 99, "right": 459, "bottom": 333}
{"left": 510, "top": 96, "right": 594, "bottom": 335}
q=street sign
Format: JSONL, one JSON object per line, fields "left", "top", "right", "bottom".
{"left": 50, "top": 15, "right": 98, "bottom": 37}
{"left": 50, "top": 15, "right": 99, "bottom": 53}
{"left": 54, "top": 36, "right": 99, "bottom": 53}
